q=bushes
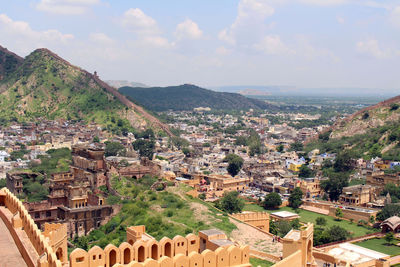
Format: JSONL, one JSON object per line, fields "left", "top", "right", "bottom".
{"left": 262, "top": 192, "right": 282, "bottom": 210}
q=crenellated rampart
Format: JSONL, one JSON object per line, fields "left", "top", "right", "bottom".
{"left": 0, "top": 187, "right": 63, "bottom": 267}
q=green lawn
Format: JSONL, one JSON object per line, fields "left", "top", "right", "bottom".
{"left": 244, "top": 203, "right": 266, "bottom": 212}
{"left": 244, "top": 204, "right": 378, "bottom": 238}
{"left": 250, "top": 258, "right": 274, "bottom": 267}
{"left": 355, "top": 238, "right": 400, "bottom": 256}
{"left": 348, "top": 178, "right": 366, "bottom": 186}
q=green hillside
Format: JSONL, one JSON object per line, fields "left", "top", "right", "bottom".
{"left": 0, "top": 45, "right": 23, "bottom": 81}
{"left": 119, "top": 84, "right": 277, "bottom": 111}
{"left": 307, "top": 95, "right": 400, "bottom": 161}
{"left": 0, "top": 46, "right": 169, "bottom": 135}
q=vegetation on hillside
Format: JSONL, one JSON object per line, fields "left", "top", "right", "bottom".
{"left": 119, "top": 84, "right": 276, "bottom": 111}
{"left": 72, "top": 177, "right": 237, "bottom": 249}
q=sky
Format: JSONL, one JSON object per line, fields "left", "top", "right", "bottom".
{"left": 0, "top": 0, "right": 400, "bottom": 94}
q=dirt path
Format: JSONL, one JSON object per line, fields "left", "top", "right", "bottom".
{"left": 229, "top": 218, "right": 282, "bottom": 257}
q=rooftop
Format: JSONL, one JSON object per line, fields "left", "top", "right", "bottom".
{"left": 327, "top": 242, "right": 389, "bottom": 265}
{"left": 271, "top": 211, "right": 299, "bottom": 218}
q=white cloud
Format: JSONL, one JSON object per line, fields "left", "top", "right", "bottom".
{"left": 0, "top": 14, "right": 74, "bottom": 44}
{"left": 299, "top": 0, "right": 348, "bottom": 6}
{"left": 138, "top": 36, "right": 171, "bottom": 49}
{"left": 122, "top": 8, "right": 159, "bottom": 35}
{"left": 89, "top": 33, "right": 114, "bottom": 44}
{"left": 36, "top": 0, "right": 100, "bottom": 15}
{"left": 175, "top": 19, "right": 203, "bottom": 40}
{"left": 216, "top": 46, "right": 232, "bottom": 56}
{"left": 219, "top": 0, "right": 275, "bottom": 45}
{"left": 356, "top": 39, "right": 392, "bottom": 59}
{"left": 336, "top": 16, "right": 345, "bottom": 24}
{"left": 218, "top": 29, "right": 236, "bottom": 45}
{"left": 253, "top": 35, "right": 294, "bottom": 55}
{"left": 390, "top": 6, "right": 400, "bottom": 27}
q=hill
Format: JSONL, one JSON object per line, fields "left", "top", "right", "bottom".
{"left": 119, "top": 84, "right": 277, "bottom": 111}
{"left": 0, "top": 46, "right": 23, "bottom": 81}
{"left": 307, "top": 94, "right": 400, "bottom": 161}
{"left": 330, "top": 95, "right": 400, "bottom": 138}
{"left": 0, "top": 45, "right": 171, "bottom": 135}
{"left": 105, "top": 80, "right": 148, "bottom": 88}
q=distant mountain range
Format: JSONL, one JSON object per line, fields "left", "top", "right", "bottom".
{"left": 0, "top": 45, "right": 170, "bottom": 134}
{"left": 106, "top": 80, "right": 148, "bottom": 89}
{"left": 213, "top": 85, "right": 396, "bottom": 97}
{"left": 119, "top": 84, "right": 278, "bottom": 111}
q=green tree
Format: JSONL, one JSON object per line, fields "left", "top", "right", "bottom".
{"left": 26, "top": 182, "right": 49, "bottom": 202}
{"left": 376, "top": 204, "right": 400, "bottom": 221}
{"left": 335, "top": 208, "right": 343, "bottom": 220}
{"left": 105, "top": 141, "right": 125, "bottom": 157}
{"left": 298, "top": 165, "right": 314, "bottom": 178}
{"left": 290, "top": 142, "right": 304, "bottom": 152}
{"left": 385, "top": 232, "right": 394, "bottom": 244}
{"left": 199, "top": 193, "right": 206, "bottom": 200}
{"left": 276, "top": 221, "right": 292, "bottom": 237}
{"left": 320, "top": 172, "right": 349, "bottom": 201}
{"left": 316, "top": 217, "right": 327, "bottom": 226}
{"left": 223, "top": 154, "right": 244, "bottom": 177}
{"left": 217, "top": 191, "right": 245, "bottom": 214}
{"left": 132, "top": 139, "right": 155, "bottom": 159}
{"left": 276, "top": 144, "right": 284, "bottom": 152}
{"left": 0, "top": 178, "right": 6, "bottom": 188}
{"left": 290, "top": 218, "right": 301, "bottom": 230}
{"left": 288, "top": 187, "right": 303, "bottom": 209}
{"left": 262, "top": 192, "right": 282, "bottom": 210}
{"left": 369, "top": 215, "right": 375, "bottom": 225}
{"left": 328, "top": 225, "right": 349, "bottom": 242}
{"left": 334, "top": 151, "right": 354, "bottom": 172}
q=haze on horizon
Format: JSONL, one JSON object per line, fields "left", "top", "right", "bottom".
{"left": 1, "top": 0, "right": 400, "bottom": 95}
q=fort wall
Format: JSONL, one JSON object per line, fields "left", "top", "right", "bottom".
{"left": 70, "top": 243, "right": 251, "bottom": 267}
{"left": 0, "top": 187, "right": 62, "bottom": 267}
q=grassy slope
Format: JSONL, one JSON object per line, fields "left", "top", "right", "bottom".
{"left": 244, "top": 204, "right": 377, "bottom": 238}
{"left": 249, "top": 258, "right": 274, "bottom": 267}
{"left": 78, "top": 177, "right": 237, "bottom": 249}
{"left": 0, "top": 49, "right": 134, "bottom": 133}
{"left": 355, "top": 238, "right": 400, "bottom": 256}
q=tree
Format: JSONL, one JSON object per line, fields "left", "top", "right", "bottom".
{"left": 335, "top": 208, "right": 343, "bottom": 220}
{"left": 288, "top": 187, "right": 303, "bottom": 209}
{"left": 132, "top": 139, "right": 155, "bottom": 160}
{"left": 298, "top": 165, "right": 314, "bottom": 178}
{"left": 291, "top": 218, "right": 301, "bottom": 229}
{"left": 316, "top": 217, "right": 327, "bottom": 226}
{"left": 376, "top": 204, "right": 400, "bottom": 221}
{"left": 262, "top": 192, "right": 282, "bottom": 210}
{"left": 216, "top": 191, "right": 245, "bottom": 214}
{"left": 385, "top": 232, "right": 394, "bottom": 244}
{"left": 320, "top": 172, "right": 349, "bottom": 201}
{"left": 276, "top": 144, "right": 284, "bottom": 152}
{"left": 328, "top": 225, "right": 349, "bottom": 242}
{"left": 369, "top": 215, "right": 375, "bottom": 225}
{"left": 276, "top": 221, "right": 292, "bottom": 237}
{"left": 334, "top": 151, "right": 354, "bottom": 172}
{"left": 290, "top": 142, "right": 303, "bottom": 152}
{"left": 105, "top": 141, "right": 125, "bottom": 157}
{"left": 223, "top": 154, "right": 244, "bottom": 177}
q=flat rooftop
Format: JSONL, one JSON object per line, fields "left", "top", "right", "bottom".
{"left": 327, "top": 242, "right": 389, "bottom": 265}
{"left": 271, "top": 211, "right": 299, "bottom": 218}
{"left": 199, "top": 229, "right": 224, "bottom": 236}
{"left": 210, "top": 239, "right": 235, "bottom": 247}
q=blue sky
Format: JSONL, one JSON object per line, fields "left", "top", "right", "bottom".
{"left": 1, "top": 0, "right": 400, "bottom": 94}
